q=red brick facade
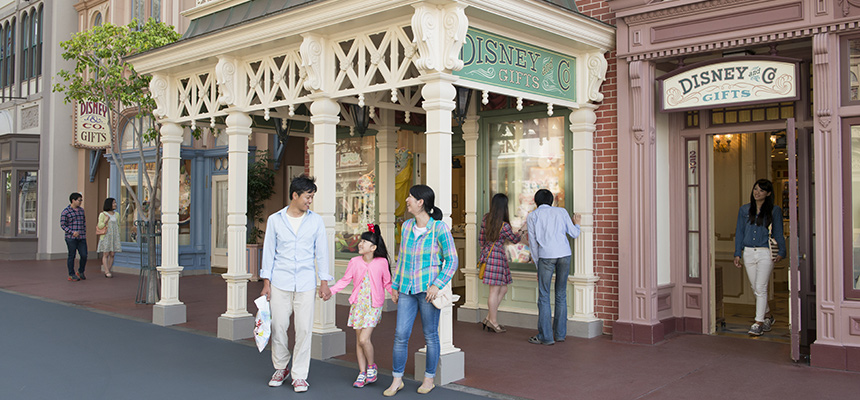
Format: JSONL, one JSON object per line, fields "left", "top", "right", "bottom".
{"left": 577, "top": 0, "right": 618, "bottom": 334}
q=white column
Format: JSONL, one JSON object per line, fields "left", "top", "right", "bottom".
{"left": 217, "top": 111, "right": 254, "bottom": 340}
{"left": 568, "top": 106, "right": 602, "bottom": 338}
{"left": 310, "top": 95, "right": 346, "bottom": 359}
{"left": 461, "top": 105, "right": 480, "bottom": 311}
{"left": 153, "top": 121, "right": 186, "bottom": 326}
{"left": 376, "top": 109, "right": 397, "bottom": 311}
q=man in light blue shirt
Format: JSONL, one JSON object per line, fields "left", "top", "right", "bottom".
{"left": 260, "top": 175, "right": 333, "bottom": 393}
{"left": 526, "top": 189, "right": 581, "bottom": 346}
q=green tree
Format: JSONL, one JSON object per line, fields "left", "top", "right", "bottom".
{"left": 53, "top": 18, "right": 186, "bottom": 303}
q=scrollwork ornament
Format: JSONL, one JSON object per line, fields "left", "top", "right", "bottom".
{"left": 412, "top": 4, "right": 439, "bottom": 73}
{"left": 442, "top": 5, "right": 467, "bottom": 72}
{"left": 839, "top": 0, "right": 860, "bottom": 16}
{"left": 300, "top": 36, "right": 324, "bottom": 92}
{"left": 149, "top": 74, "right": 169, "bottom": 119}
{"left": 587, "top": 53, "right": 608, "bottom": 103}
{"left": 215, "top": 57, "right": 236, "bottom": 106}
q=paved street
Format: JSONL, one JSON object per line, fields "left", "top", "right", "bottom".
{"left": 0, "top": 290, "right": 492, "bottom": 400}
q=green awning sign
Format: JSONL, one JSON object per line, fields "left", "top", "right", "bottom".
{"left": 456, "top": 27, "right": 576, "bottom": 103}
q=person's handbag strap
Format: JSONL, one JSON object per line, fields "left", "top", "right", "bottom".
{"left": 479, "top": 227, "right": 502, "bottom": 263}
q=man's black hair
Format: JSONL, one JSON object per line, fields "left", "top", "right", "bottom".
{"left": 69, "top": 192, "right": 82, "bottom": 203}
{"left": 534, "top": 189, "right": 554, "bottom": 207}
{"left": 289, "top": 174, "right": 317, "bottom": 200}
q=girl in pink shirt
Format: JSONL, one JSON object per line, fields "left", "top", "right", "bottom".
{"left": 328, "top": 224, "right": 395, "bottom": 388}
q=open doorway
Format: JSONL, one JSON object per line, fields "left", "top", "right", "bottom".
{"left": 710, "top": 131, "right": 790, "bottom": 342}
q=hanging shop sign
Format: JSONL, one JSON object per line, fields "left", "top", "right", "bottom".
{"left": 457, "top": 27, "right": 576, "bottom": 103}
{"left": 73, "top": 100, "right": 113, "bottom": 149}
{"left": 657, "top": 56, "right": 800, "bottom": 112}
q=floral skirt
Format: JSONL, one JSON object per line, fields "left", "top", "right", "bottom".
{"left": 347, "top": 275, "right": 382, "bottom": 329}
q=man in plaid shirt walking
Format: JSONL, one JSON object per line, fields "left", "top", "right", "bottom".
{"left": 60, "top": 192, "right": 88, "bottom": 281}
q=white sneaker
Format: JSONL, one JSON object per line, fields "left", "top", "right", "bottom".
{"left": 292, "top": 378, "right": 309, "bottom": 393}
{"left": 268, "top": 369, "right": 288, "bottom": 387}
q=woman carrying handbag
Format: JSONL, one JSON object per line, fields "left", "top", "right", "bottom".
{"left": 96, "top": 198, "right": 122, "bottom": 278}
{"left": 478, "top": 193, "right": 523, "bottom": 333}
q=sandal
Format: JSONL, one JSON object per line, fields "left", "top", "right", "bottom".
{"left": 105, "top": 273, "right": 113, "bottom": 278}
{"left": 528, "top": 335, "right": 554, "bottom": 346}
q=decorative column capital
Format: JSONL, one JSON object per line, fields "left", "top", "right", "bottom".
{"left": 420, "top": 73, "right": 458, "bottom": 113}
{"left": 216, "top": 56, "right": 245, "bottom": 108}
{"left": 225, "top": 110, "right": 253, "bottom": 132}
{"left": 587, "top": 52, "right": 608, "bottom": 103}
{"left": 411, "top": 2, "right": 468, "bottom": 75}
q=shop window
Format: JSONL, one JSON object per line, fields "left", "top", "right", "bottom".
{"left": 686, "top": 139, "right": 701, "bottom": 281}
{"left": 120, "top": 116, "right": 156, "bottom": 150}
{"left": 2, "top": 170, "right": 10, "bottom": 234}
{"left": 848, "top": 38, "right": 860, "bottom": 102}
{"left": 487, "top": 115, "right": 567, "bottom": 264}
{"left": 119, "top": 162, "right": 160, "bottom": 242}
{"left": 711, "top": 102, "right": 794, "bottom": 125}
{"left": 178, "top": 160, "right": 191, "bottom": 246}
{"left": 92, "top": 11, "right": 102, "bottom": 28}
{"left": 16, "top": 171, "right": 36, "bottom": 235}
{"left": 334, "top": 136, "right": 376, "bottom": 256}
{"left": 845, "top": 120, "right": 860, "bottom": 299}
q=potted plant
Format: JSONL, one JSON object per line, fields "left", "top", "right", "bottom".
{"left": 246, "top": 150, "right": 276, "bottom": 280}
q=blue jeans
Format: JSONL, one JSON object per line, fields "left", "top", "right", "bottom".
{"left": 65, "top": 238, "right": 88, "bottom": 276}
{"left": 536, "top": 256, "right": 570, "bottom": 344}
{"left": 392, "top": 292, "right": 440, "bottom": 378}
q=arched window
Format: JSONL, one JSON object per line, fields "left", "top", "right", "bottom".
{"left": 30, "top": 7, "right": 39, "bottom": 79}
{"left": 21, "top": 12, "right": 28, "bottom": 80}
{"left": 0, "top": 24, "right": 6, "bottom": 89}
{"left": 6, "top": 19, "right": 14, "bottom": 88}
{"left": 92, "top": 11, "right": 102, "bottom": 27}
{"left": 35, "top": 5, "right": 41, "bottom": 77}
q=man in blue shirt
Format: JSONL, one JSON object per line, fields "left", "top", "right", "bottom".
{"left": 526, "top": 189, "right": 581, "bottom": 345}
{"left": 260, "top": 175, "right": 334, "bottom": 392}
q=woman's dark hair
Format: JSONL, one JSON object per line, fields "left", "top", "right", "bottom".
{"left": 534, "top": 189, "right": 554, "bottom": 207}
{"left": 409, "top": 184, "right": 443, "bottom": 221}
{"left": 103, "top": 197, "right": 116, "bottom": 212}
{"left": 748, "top": 178, "right": 775, "bottom": 226}
{"left": 360, "top": 224, "right": 390, "bottom": 264}
{"left": 484, "top": 193, "right": 510, "bottom": 242}
{"left": 289, "top": 174, "right": 317, "bottom": 200}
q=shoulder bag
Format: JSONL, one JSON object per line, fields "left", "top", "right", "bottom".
{"left": 95, "top": 212, "right": 108, "bottom": 236}
{"left": 768, "top": 223, "right": 779, "bottom": 261}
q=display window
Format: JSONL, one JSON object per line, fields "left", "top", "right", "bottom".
{"left": 483, "top": 112, "right": 569, "bottom": 266}
{"left": 2, "top": 171, "right": 10, "bottom": 235}
{"left": 335, "top": 135, "right": 376, "bottom": 256}
{"left": 16, "top": 171, "right": 37, "bottom": 235}
{"left": 849, "top": 38, "right": 860, "bottom": 102}
{"left": 846, "top": 121, "right": 860, "bottom": 298}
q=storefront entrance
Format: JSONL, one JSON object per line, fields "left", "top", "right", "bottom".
{"left": 706, "top": 127, "right": 816, "bottom": 355}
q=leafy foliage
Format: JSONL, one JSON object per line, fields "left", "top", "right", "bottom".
{"left": 247, "top": 151, "right": 276, "bottom": 244}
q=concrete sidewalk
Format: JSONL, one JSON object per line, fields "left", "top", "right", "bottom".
{"left": 3, "top": 259, "right": 860, "bottom": 399}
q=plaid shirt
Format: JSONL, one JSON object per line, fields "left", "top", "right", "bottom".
{"left": 60, "top": 205, "right": 87, "bottom": 240}
{"left": 393, "top": 218, "right": 458, "bottom": 294}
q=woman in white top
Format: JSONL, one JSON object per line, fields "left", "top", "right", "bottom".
{"left": 97, "top": 197, "right": 122, "bottom": 278}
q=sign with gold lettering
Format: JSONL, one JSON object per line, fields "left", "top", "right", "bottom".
{"left": 657, "top": 56, "right": 800, "bottom": 112}
{"left": 73, "top": 101, "right": 113, "bottom": 149}
{"left": 457, "top": 27, "right": 576, "bottom": 103}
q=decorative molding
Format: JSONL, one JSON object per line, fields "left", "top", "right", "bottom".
{"left": 813, "top": 33, "right": 831, "bottom": 128}
{"left": 685, "top": 293, "right": 701, "bottom": 310}
{"left": 21, "top": 106, "right": 38, "bottom": 130}
{"left": 624, "top": 21, "right": 860, "bottom": 62}
{"left": 149, "top": 74, "right": 169, "bottom": 119}
{"left": 300, "top": 34, "right": 325, "bottom": 92}
{"left": 411, "top": 2, "right": 468, "bottom": 74}
{"left": 623, "top": 0, "right": 757, "bottom": 25}
{"left": 839, "top": 0, "right": 860, "bottom": 17}
{"left": 630, "top": 61, "right": 645, "bottom": 144}
{"left": 849, "top": 316, "right": 860, "bottom": 336}
{"left": 216, "top": 56, "right": 239, "bottom": 107}
{"left": 587, "top": 53, "right": 608, "bottom": 103}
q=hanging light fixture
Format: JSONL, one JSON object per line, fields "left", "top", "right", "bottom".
{"left": 351, "top": 103, "right": 370, "bottom": 137}
{"left": 453, "top": 86, "right": 473, "bottom": 126}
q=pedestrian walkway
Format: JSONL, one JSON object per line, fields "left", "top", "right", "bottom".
{"left": 3, "top": 259, "right": 860, "bottom": 399}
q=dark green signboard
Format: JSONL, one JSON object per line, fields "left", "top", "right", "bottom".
{"left": 456, "top": 27, "right": 576, "bottom": 103}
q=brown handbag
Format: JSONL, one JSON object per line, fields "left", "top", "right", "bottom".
{"left": 478, "top": 241, "right": 497, "bottom": 280}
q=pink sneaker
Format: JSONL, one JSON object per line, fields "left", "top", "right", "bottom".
{"left": 365, "top": 364, "right": 378, "bottom": 384}
{"left": 292, "top": 378, "right": 309, "bottom": 392}
{"left": 268, "top": 369, "right": 288, "bottom": 387}
{"left": 353, "top": 372, "right": 366, "bottom": 388}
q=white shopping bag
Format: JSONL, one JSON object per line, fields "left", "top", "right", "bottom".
{"left": 253, "top": 295, "right": 272, "bottom": 352}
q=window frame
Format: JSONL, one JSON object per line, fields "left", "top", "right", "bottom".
{"left": 842, "top": 117, "right": 860, "bottom": 300}
{"left": 842, "top": 34, "right": 860, "bottom": 106}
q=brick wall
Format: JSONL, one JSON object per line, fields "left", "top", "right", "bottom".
{"left": 576, "top": 0, "right": 619, "bottom": 334}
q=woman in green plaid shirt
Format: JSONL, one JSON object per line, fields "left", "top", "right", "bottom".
{"left": 384, "top": 185, "right": 458, "bottom": 396}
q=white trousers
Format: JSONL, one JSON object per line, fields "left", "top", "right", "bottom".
{"left": 270, "top": 286, "right": 315, "bottom": 379}
{"left": 742, "top": 247, "right": 773, "bottom": 323}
